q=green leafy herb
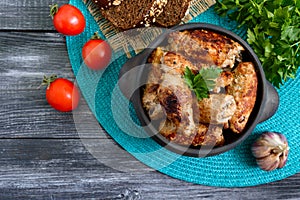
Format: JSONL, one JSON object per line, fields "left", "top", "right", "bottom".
{"left": 183, "top": 67, "right": 222, "bottom": 100}
{"left": 215, "top": 0, "right": 300, "bottom": 88}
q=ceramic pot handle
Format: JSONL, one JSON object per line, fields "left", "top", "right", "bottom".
{"left": 118, "top": 52, "right": 147, "bottom": 100}
{"left": 259, "top": 81, "right": 279, "bottom": 123}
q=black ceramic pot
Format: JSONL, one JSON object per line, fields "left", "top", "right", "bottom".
{"left": 118, "top": 23, "right": 279, "bottom": 157}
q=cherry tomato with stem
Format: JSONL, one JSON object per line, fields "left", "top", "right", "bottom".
{"left": 41, "top": 75, "right": 80, "bottom": 112}
{"left": 82, "top": 32, "right": 112, "bottom": 70}
{"left": 50, "top": 4, "right": 86, "bottom": 36}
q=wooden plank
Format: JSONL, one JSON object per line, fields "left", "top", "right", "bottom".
{"left": 0, "top": 0, "right": 69, "bottom": 30}
{"left": 0, "top": 87, "right": 111, "bottom": 138}
{"left": 0, "top": 31, "right": 107, "bottom": 138}
{"left": 1, "top": 3, "right": 300, "bottom": 199}
{"left": 0, "top": 139, "right": 299, "bottom": 199}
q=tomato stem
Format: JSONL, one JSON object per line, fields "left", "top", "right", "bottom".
{"left": 38, "top": 75, "right": 57, "bottom": 89}
{"left": 49, "top": 4, "right": 59, "bottom": 19}
{"left": 91, "top": 32, "right": 102, "bottom": 40}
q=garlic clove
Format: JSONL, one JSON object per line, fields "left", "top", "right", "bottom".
{"left": 251, "top": 132, "right": 289, "bottom": 171}
{"left": 251, "top": 144, "right": 272, "bottom": 158}
{"left": 278, "top": 150, "right": 288, "bottom": 169}
{"left": 256, "top": 153, "right": 280, "bottom": 171}
{"left": 262, "top": 132, "right": 286, "bottom": 148}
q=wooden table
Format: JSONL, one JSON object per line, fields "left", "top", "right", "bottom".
{"left": 1, "top": 0, "right": 299, "bottom": 199}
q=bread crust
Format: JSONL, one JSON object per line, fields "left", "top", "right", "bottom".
{"left": 93, "top": 0, "right": 156, "bottom": 30}
{"left": 93, "top": 0, "right": 192, "bottom": 29}
{"left": 155, "top": 0, "right": 191, "bottom": 27}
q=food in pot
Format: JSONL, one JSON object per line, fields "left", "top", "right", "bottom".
{"left": 198, "top": 94, "right": 237, "bottom": 124}
{"left": 143, "top": 48, "right": 197, "bottom": 136}
{"left": 226, "top": 62, "right": 258, "bottom": 133}
{"left": 142, "top": 29, "right": 258, "bottom": 146}
{"left": 167, "top": 29, "right": 245, "bottom": 68}
{"left": 159, "top": 120, "right": 224, "bottom": 146}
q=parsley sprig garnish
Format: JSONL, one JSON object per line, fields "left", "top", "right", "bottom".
{"left": 215, "top": 0, "right": 300, "bottom": 88}
{"left": 183, "top": 67, "right": 222, "bottom": 100}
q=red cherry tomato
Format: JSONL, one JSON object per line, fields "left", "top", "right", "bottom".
{"left": 82, "top": 32, "right": 112, "bottom": 70}
{"left": 50, "top": 4, "right": 85, "bottom": 36}
{"left": 43, "top": 75, "right": 80, "bottom": 112}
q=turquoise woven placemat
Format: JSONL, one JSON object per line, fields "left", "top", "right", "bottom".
{"left": 66, "top": 0, "right": 300, "bottom": 187}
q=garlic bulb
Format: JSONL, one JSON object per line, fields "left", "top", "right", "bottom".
{"left": 252, "top": 132, "right": 289, "bottom": 171}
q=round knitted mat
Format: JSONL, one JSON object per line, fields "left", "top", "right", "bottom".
{"left": 66, "top": 0, "right": 300, "bottom": 187}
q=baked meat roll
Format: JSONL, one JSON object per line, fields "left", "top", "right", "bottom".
{"left": 226, "top": 62, "right": 258, "bottom": 133}
{"left": 157, "top": 66, "right": 196, "bottom": 136}
{"left": 168, "top": 29, "right": 244, "bottom": 68}
{"left": 143, "top": 49, "right": 199, "bottom": 136}
{"left": 198, "top": 94, "right": 237, "bottom": 124}
{"left": 159, "top": 120, "right": 224, "bottom": 146}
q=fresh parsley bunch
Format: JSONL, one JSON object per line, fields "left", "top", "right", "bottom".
{"left": 215, "top": 0, "right": 300, "bottom": 88}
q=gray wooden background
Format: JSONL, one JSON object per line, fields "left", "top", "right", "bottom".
{"left": 0, "top": 0, "right": 299, "bottom": 199}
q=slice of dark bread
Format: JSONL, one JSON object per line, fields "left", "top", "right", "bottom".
{"left": 92, "top": 0, "right": 156, "bottom": 30}
{"left": 155, "top": 0, "right": 191, "bottom": 27}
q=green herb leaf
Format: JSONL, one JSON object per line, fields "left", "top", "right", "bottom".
{"left": 183, "top": 67, "right": 222, "bottom": 100}
{"left": 183, "top": 67, "right": 195, "bottom": 89}
{"left": 215, "top": 0, "right": 300, "bottom": 88}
